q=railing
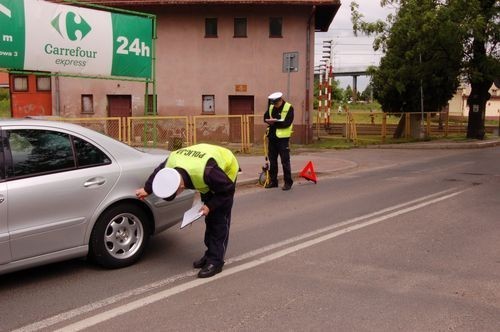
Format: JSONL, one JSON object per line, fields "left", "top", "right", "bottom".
{"left": 192, "top": 115, "right": 246, "bottom": 152}
{"left": 55, "top": 112, "right": 495, "bottom": 154}
{"left": 54, "top": 117, "right": 123, "bottom": 141}
{"left": 127, "top": 116, "right": 189, "bottom": 149}
{"left": 312, "top": 110, "right": 474, "bottom": 143}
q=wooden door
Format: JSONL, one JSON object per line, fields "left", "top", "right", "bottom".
{"left": 107, "top": 95, "right": 131, "bottom": 140}
{"left": 228, "top": 96, "right": 254, "bottom": 142}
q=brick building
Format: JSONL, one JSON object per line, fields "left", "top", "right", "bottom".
{"left": 8, "top": 0, "right": 340, "bottom": 143}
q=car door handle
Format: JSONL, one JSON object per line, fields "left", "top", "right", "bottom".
{"left": 84, "top": 177, "right": 106, "bottom": 187}
{"left": 0, "top": 195, "right": 4, "bottom": 204}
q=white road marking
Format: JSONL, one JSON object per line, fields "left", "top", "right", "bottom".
{"left": 14, "top": 188, "right": 465, "bottom": 332}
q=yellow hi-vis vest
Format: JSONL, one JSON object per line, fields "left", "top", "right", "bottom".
{"left": 268, "top": 102, "right": 293, "bottom": 138}
{"left": 166, "top": 144, "right": 239, "bottom": 194}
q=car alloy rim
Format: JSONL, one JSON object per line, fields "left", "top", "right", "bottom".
{"left": 104, "top": 213, "right": 144, "bottom": 259}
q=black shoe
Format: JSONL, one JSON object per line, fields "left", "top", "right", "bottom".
{"left": 197, "top": 263, "right": 223, "bottom": 278}
{"left": 193, "top": 256, "right": 207, "bottom": 269}
{"left": 282, "top": 183, "right": 292, "bottom": 191}
{"left": 265, "top": 182, "right": 278, "bottom": 188}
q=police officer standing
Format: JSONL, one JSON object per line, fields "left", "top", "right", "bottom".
{"left": 263, "top": 91, "right": 294, "bottom": 190}
{"left": 136, "top": 143, "right": 239, "bottom": 278}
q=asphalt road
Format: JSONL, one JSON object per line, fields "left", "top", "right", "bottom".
{"left": 1, "top": 147, "right": 499, "bottom": 332}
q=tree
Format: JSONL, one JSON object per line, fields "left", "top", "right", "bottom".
{"left": 452, "top": 0, "right": 500, "bottom": 139}
{"left": 352, "top": 0, "right": 499, "bottom": 139}
{"left": 360, "top": 84, "right": 373, "bottom": 102}
{"left": 331, "top": 79, "right": 344, "bottom": 101}
{"left": 343, "top": 85, "right": 354, "bottom": 103}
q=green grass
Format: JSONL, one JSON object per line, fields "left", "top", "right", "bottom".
{"left": 485, "top": 119, "right": 499, "bottom": 126}
{"left": 295, "top": 132, "right": 500, "bottom": 152}
{"left": 0, "top": 106, "right": 10, "bottom": 118}
{"left": 0, "top": 89, "right": 10, "bottom": 118}
{"left": 313, "top": 108, "right": 403, "bottom": 126}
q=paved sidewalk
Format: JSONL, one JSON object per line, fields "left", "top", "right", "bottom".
{"left": 236, "top": 152, "right": 358, "bottom": 186}
{"left": 235, "top": 138, "right": 500, "bottom": 187}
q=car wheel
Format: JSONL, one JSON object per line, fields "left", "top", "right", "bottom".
{"left": 89, "top": 204, "right": 151, "bottom": 269}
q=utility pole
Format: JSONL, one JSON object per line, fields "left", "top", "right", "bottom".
{"left": 321, "top": 40, "right": 333, "bottom": 129}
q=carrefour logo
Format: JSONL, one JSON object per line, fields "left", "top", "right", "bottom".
{"left": 45, "top": 10, "right": 97, "bottom": 67}
{"left": 51, "top": 11, "right": 91, "bottom": 41}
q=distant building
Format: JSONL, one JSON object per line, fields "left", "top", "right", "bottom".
{"left": 8, "top": 0, "right": 340, "bottom": 143}
{"left": 448, "top": 82, "right": 500, "bottom": 120}
{"left": 0, "top": 72, "right": 8, "bottom": 88}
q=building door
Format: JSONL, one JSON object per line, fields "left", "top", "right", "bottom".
{"left": 10, "top": 74, "right": 52, "bottom": 118}
{"left": 228, "top": 96, "right": 254, "bottom": 143}
{"left": 107, "top": 95, "right": 131, "bottom": 141}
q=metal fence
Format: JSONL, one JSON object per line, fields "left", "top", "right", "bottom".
{"left": 127, "top": 116, "right": 189, "bottom": 150}
{"left": 55, "top": 117, "right": 123, "bottom": 141}
{"left": 192, "top": 115, "right": 246, "bottom": 152}
{"left": 312, "top": 110, "right": 475, "bottom": 143}
{"left": 56, "top": 112, "right": 494, "bottom": 153}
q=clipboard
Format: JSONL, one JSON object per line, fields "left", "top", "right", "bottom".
{"left": 180, "top": 200, "right": 204, "bottom": 229}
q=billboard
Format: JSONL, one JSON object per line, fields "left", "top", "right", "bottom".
{"left": 0, "top": 0, "right": 153, "bottom": 79}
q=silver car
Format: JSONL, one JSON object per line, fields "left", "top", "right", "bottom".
{"left": 0, "top": 119, "right": 194, "bottom": 275}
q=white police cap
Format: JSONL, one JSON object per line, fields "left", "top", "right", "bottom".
{"left": 268, "top": 92, "right": 283, "bottom": 101}
{"left": 152, "top": 168, "right": 181, "bottom": 198}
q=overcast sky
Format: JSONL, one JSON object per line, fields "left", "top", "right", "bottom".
{"left": 315, "top": 1, "right": 395, "bottom": 91}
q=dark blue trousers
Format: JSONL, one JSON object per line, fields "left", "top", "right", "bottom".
{"left": 268, "top": 137, "right": 293, "bottom": 186}
{"left": 203, "top": 196, "right": 233, "bottom": 266}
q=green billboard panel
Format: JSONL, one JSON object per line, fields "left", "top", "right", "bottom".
{"left": 0, "top": 0, "right": 25, "bottom": 69}
{"left": 111, "top": 13, "right": 152, "bottom": 79}
{"left": 0, "top": 0, "right": 153, "bottom": 80}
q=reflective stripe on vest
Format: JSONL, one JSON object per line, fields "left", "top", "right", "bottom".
{"left": 166, "top": 143, "right": 239, "bottom": 194}
{"left": 268, "top": 102, "right": 293, "bottom": 138}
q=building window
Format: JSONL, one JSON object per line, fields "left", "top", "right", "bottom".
{"left": 81, "top": 95, "right": 94, "bottom": 114}
{"left": 202, "top": 95, "right": 215, "bottom": 114}
{"left": 234, "top": 18, "right": 247, "bottom": 37}
{"left": 269, "top": 17, "right": 282, "bottom": 37}
{"left": 13, "top": 76, "right": 28, "bottom": 92}
{"left": 147, "top": 94, "right": 157, "bottom": 114}
{"left": 205, "top": 18, "right": 218, "bottom": 38}
{"left": 36, "top": 76, "right": 51, "bottom": 91}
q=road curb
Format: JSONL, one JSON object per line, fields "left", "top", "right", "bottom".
{"left": 371, "top": 139, "right": 500, "bottom": 149}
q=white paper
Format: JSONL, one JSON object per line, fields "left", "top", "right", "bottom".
{"left": 181, "top": 199, "right": 204, "bottom": 229}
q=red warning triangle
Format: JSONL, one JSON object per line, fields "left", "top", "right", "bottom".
{"left": 299, "top": 161, "right": 317, "bottom": 183}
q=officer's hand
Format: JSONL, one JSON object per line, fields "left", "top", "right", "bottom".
{"left": 199, "top": 205, "right": 210, "bottom": 216}
{"left": 135, "top": 188, "right": 149, "bottom": 200}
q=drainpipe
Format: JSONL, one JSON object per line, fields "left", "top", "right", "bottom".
{"left": 54, "top": 76, "right": 60, "bottom": 116}
{"left": 305, "top": 6, "right": 316, "bottom": 145}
